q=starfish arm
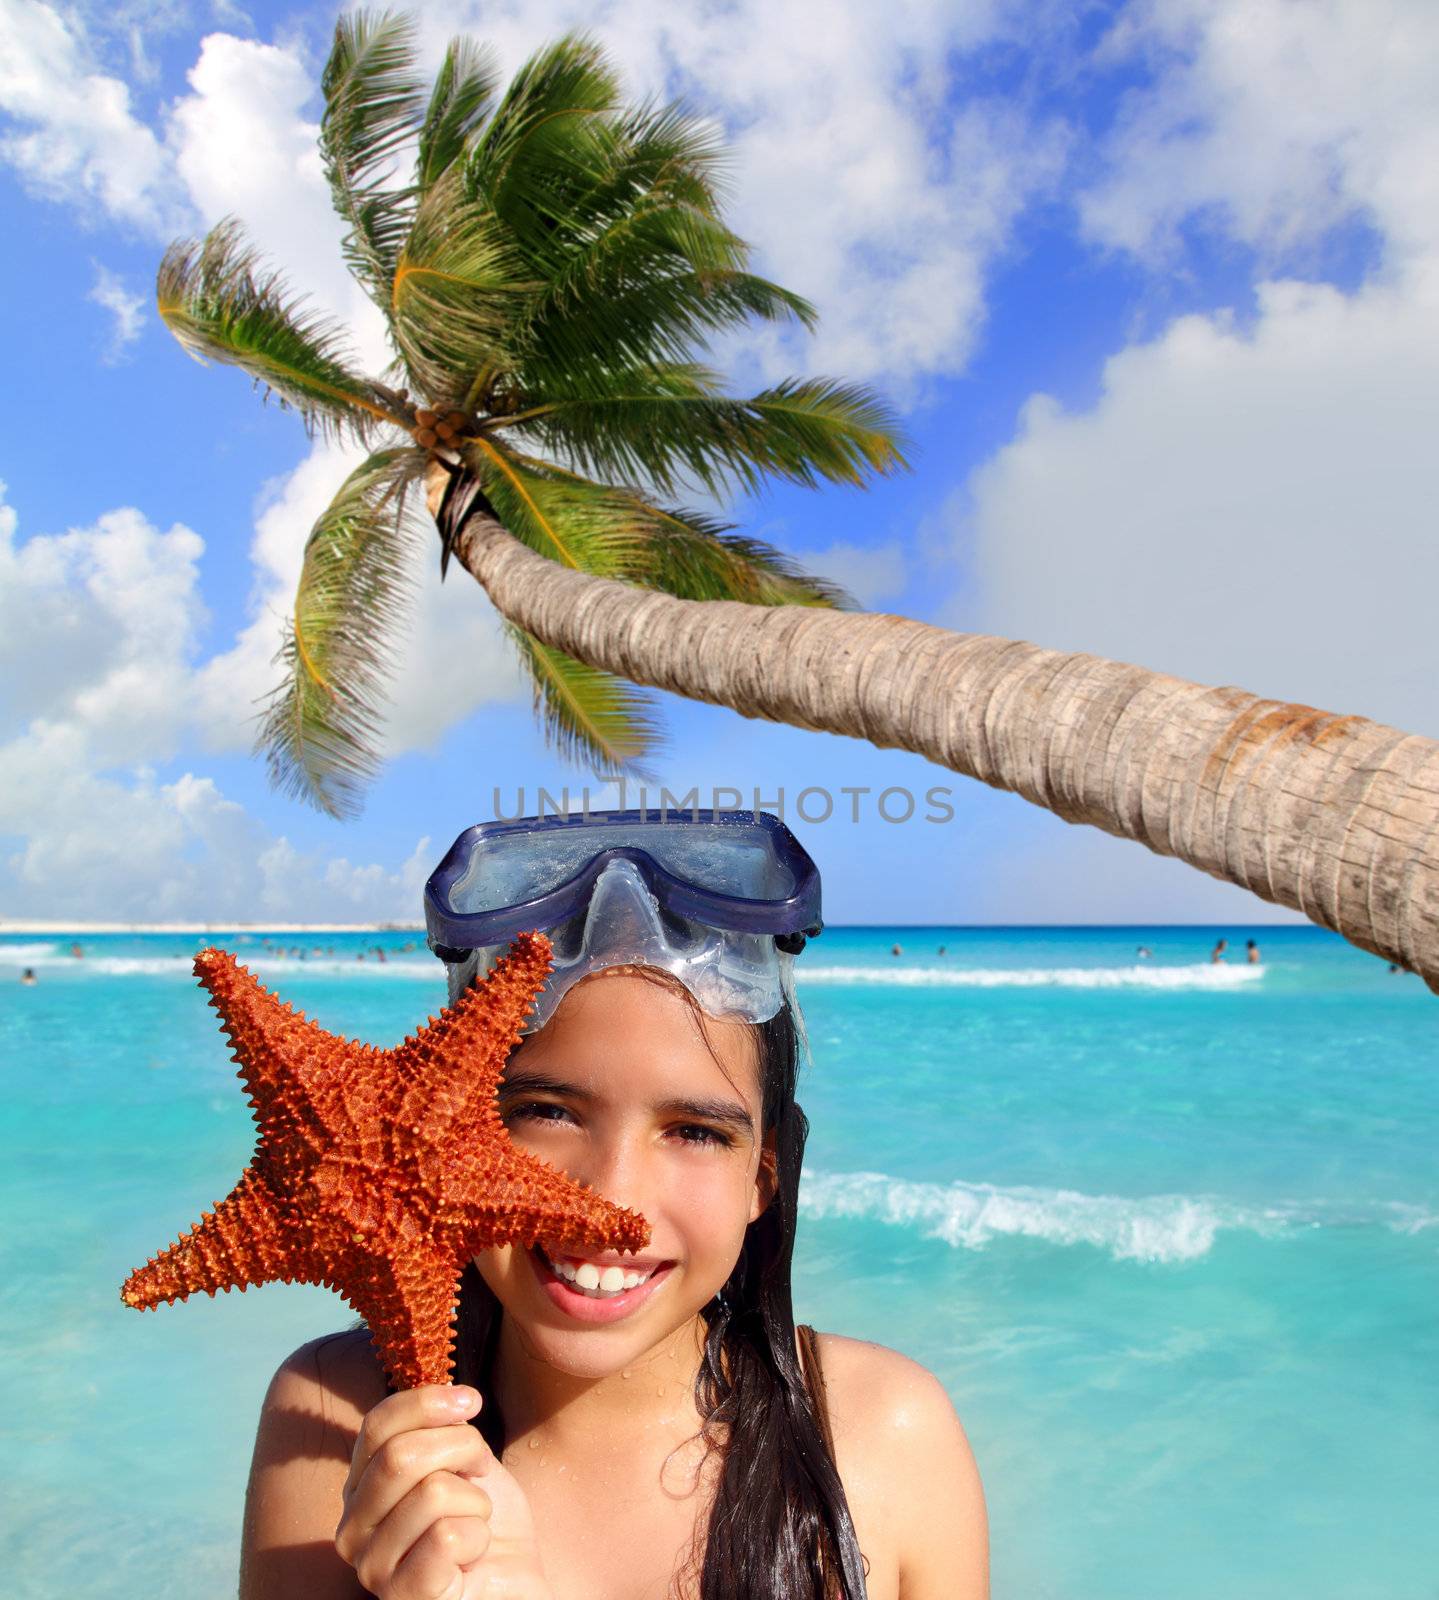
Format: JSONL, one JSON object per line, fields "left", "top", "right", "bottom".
{"left": 390, "top": 932, "right": 553, "bottom": 1134}
{"left": 121, "top": 1168, "right": 297, "bottom": 1310}
{"left": 441, "top": 1142, "right": 651, "bottom": 1261}
{"left": 194, "top": 948, "right": 381, "bottom": 1157}
{"left": 339, "top": 1243, "right": 467, "bottom": 1390}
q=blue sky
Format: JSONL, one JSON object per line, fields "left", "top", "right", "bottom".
{"left": 2, "top": 0, "right": 1436, "bottom": 926}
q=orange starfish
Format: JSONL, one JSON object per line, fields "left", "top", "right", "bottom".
{"left": 121, "top": 931, "right": 650, "bottom": 1387}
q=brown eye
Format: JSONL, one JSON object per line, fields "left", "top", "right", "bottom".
{"left": 507, "top": 1101, "right": 574, "bottom": 1126}
{"left": 674, "top": 1124, "right": 732, "bottom": 1148}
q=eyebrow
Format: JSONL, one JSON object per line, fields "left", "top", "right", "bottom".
{"left": 498, "top": 1069, "right": 756, "bottom": 1136}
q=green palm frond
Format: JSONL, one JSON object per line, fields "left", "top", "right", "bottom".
{"left": 467, "top": 446, "right": 851, "bottom": 606}
{"left": 257, "top": 446, "right": 427, "bottom": 817}
{"left": 507, "top": 624, "right": 660, "bottom": 776}
{"left": 157, "top": 219, "right": 399, "bottom": 439}
{"left": 502, "top": 371, "right": 907, "bottom": 497}
{"left": 320, "top": 10, "right": 428, "bottom": 309}
{"left": 747, "top": 377, "right": 910, "bottom": 484}
{"left": 512, "top": 98, "right": 731, "bottom": 287}
{"left": 466, "top": 34, "right": 621, "bottom": 237}
{"left": 633, "top": 505, "right": 854, "bottom": 608}
{"left": 417, "top": 34, "right": 501, "bottom": 188}
{"left": 463, "top": 72, "right": 805, "bottom": 400}
{"left": 390, "top": 163, "right": 528, "bottom": 400}
{"left": 462, "top": 437, "right": 650, "bottom": 575}
{"left": 517, "top": 268, "right": 815, "bottom": 398}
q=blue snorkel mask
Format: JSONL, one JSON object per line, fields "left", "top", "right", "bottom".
{"left": 425, "top": 810, "right": 822, "bottom": 1032}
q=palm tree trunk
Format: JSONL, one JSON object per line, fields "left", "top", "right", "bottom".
{"left": 428, "top": 467, "right": 1439, "bottom": 993}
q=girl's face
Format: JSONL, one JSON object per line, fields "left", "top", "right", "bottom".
{"left": 473, "top": 968, "right": 775, "bottom": 1378}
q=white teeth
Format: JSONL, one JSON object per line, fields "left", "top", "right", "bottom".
{"left": 542, "top": 1250, "right": 655, "bottom": 1299}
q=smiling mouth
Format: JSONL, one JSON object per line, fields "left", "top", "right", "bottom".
{"left": 532, "top": 1243, "right": 670, "bottom": 1300}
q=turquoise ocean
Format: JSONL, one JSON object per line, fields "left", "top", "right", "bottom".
{"left": 2, "top": 925, "right": 1436, "bottom": 1598}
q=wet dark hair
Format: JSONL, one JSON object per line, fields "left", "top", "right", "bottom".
{"left": 449, "top": 993, "right": 869, "bottom": 1599}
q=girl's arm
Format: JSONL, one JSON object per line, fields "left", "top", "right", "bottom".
{"left": 883, "top": 1362, "right": 988, "bottom": 1599}
{"left": 240, "top": 1330, "right": 552, "bottom": 1600}
{"left": 239, "top": 1330, "right": 382, "bottom": 1599}
{"left": 819, "top": 1335, "right": 990, "bottom": 1600}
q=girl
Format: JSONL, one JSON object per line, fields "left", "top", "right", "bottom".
{"left": 239, "top": 812, "right": 988, "bottom": 1599}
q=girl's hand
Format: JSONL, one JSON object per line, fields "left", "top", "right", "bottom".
{"left": 335, "top": 1384, "right": 551, "bottom": 1600}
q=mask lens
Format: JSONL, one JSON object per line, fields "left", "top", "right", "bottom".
{"left": 447, "top": 820, "right": 796, "bottom": 914}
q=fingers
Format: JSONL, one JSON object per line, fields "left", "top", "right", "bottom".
{"left": 342, "top": 1425, "right": 493, "bottom": 1545}
{"left": 345, "top": 1385, "right": 483, "bottom": 1500}
{"left": 350, "top": 1471, "right": 493, "bottom": 1600}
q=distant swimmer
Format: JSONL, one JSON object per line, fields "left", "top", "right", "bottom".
{"left": 1136, "top": 945, "right": 1153, "bottom": 959}
{"left": 891, "top": 943, "right": 903, "bottom": 957}
{"left": 20, "top": 967, "right": 37, "bottom": 986}
{"left": 69, "top": 942, "right": 83, "bottom": 959}
{"left": 1246, "top": 939, "right": 1261, "bottom": 964}
{"left": 1210, "top": 938, "right": 1228, "bottom": 963}
{"left": 937, "top": 945, "right": 946, "bottom": 956}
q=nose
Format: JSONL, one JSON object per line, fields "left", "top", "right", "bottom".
{"left": 564, "top": 1129, "right": 655, "bottom": 1227}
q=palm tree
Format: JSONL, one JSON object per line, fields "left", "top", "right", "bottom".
{"left": 159, "top": 11, "right": 1439, "bottom": 992}
{"left": 160, "top": 14, "right": 897, "bottom": 813}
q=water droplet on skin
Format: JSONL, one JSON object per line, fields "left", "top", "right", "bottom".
{"left": 528, "top": 1436, "right": 540, "bottom": 1450}
{"left": 539, "top": 1456, "right": 549, "bottom": 1468}
{"left": 557, "top": 1463, "right": 567, "bottom": 1475}
{"left": 620, "top": 1368, "right": 632, "bottom": 1380}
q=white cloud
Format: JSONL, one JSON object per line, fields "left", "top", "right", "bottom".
{"left": 0, "top": 489, "right": 204, "bottom": 759}
{"left": 0, "top": 0, "right": 186, "bottom": 233}
{"left": 805, "top": 540, "right": 909, "bottom": 608}
{"left": 4, "top": 0, "right": 1073, "bottom": 390}
{"left": 964, "top": 272, "right": 1439, "bottom": 738}
{"left": 0, "top": 480, "right": 503, "bottom": 921}
{"left": 193, "top": 440, "right": 522, "bottom": 760}
{"left": 1081, "top": 0, "right": 1439, "bottom": 268}
{"left": 416, "top": 0, "right": 1069, "bottom": 389}
{"left": 88, "top": 263, "right": 146, "bottom": 361}
{"left": 964, "top": 0, "right": 1439, "bottom": 750}
{"left": 0, "top": 745, "right": 434, "bottom": 922}
{"left": 166, "top": 28, "right": 393, "bottom": 361}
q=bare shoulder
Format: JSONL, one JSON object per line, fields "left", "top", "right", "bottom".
{"left": 810, "top": 1333, "right": 989, "bottom": 1600}
{"left": 239, "top": 1328, "right": 386, "bottom": 1600}
{"left": 272, "top": 1325, "right": 390, "bottom": 1428}
{"left": 809, "top": 1332, "right": 974, "bottom": 1467}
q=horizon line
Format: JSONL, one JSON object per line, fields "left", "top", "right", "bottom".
{"left": 0, "top": 918, "right": 1320, "bottom": 935}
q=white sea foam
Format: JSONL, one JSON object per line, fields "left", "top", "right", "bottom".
{"left": 0, "top": 942, "right": 62, "bottom": 964}
{"left": 4, "top": 951, "right": 441, "bottom": 979}
{"left": 798, "top": 1171, "right": 1436, "bottom": 1263}
{"left": 798, "top": 962, "right": 1264, "bottom": 990}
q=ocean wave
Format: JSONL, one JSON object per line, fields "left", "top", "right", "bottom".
{"left": 798, "top": 1170, "right": 1436, "bottom": 1263}
{"left": 2, "top": 945, "right": 1260, "bottom": 991}
{"left": 798, "top": 962, "right": 1264, "bottom": 990}
{"left": 0, "top": 942, "right": 62, "bottom": 964}
{"left": 2, "top": 952, "right": 441, "bottom": 979}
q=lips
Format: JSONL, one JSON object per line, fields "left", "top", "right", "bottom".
{"left": 527, "top": 1243, "right": 675, "bottom": 1324}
